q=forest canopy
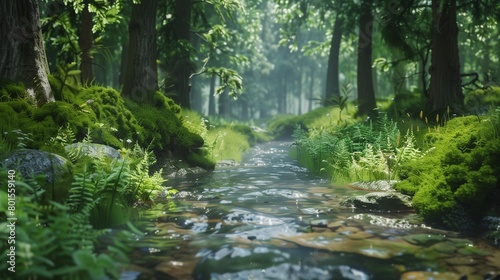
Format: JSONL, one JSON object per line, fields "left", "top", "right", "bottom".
{"left": 0, "top": 0, "right": 499, "bottom": 119}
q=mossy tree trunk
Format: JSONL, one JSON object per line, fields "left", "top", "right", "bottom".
{"left": 122, "top": 0, "right": 158, "bottom": 103}
{"left": 0, "top": 0, "right": 53, "bottom": 106}
{"left": 427, "top": 0, "right": 463, "bottom": 113}
{"left": 356, "top": 0, "right": 376, "bottom": 117}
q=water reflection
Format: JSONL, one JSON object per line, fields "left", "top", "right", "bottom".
{"left": 124, "top": 142, "right": 500, "bottom": 279}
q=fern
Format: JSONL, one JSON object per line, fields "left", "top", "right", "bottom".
{"left": 67, "top": 165, "right": 96, "bottom": 213}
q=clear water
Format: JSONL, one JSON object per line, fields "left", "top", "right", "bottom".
{"left": 123, "top": 142, "right": 500, "bottom": 280}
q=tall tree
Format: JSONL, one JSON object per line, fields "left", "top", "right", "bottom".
{"left": 122, "top": 0, "right": 158, "bottom": 102}
{"left": 170, "top": 0, "right": 193, "bottom": 108}
{"left": 356, "top": 0, "right": 376, "bottom": 116}
{"left": 325, "top": 15, "right": 344, "bottom": 102}
{"left": 0, "top": 0, "right": 53, "bottom": 105}
{"left": 427, "top": 0, "right": 462, "bottom": 112}
{"left": 79, "top": 1, "right": 93, "bottom": 84}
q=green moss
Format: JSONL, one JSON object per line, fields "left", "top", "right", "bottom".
{"left": 0, "top": 103, "right": 22, "bottom": 132}
{"left": 48, "top": 74, "right": 80, "bottom": 104}
{"left": 31, "top": 101, "right": 95, "bottom": 146}
{"left": 387, "top": 93, "right": 425, "bottom": 120}
{"left": 186, "top": 152, "right": 215, "bottom": 171}
{"left": 0, "top": 77, "right": 27, "bottom": 101}
{"left": 77, "top": 86, "right": 144, "bottom": 146}
{"left": 267, "top": 114, "right": 300, "bottom": 139}
{"left": 395, "top": 113, "right": 500, "bottom": 230}
{"left": 151, "top": 91, "right": 182, "bottom": 114}
{"left": 124, "top": 100, "right": 177, "bottom": 151}
{"left": 464, "top": 86, "right": 500, "bottom": 112}
{"left": 205, "top": 127, "right": 250, "bottom": 162}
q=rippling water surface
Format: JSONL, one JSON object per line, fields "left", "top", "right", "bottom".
{"left": 123, "top": 142, "right": 500, "bottom": 280}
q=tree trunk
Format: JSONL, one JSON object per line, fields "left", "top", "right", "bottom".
{"left": 0, "top": 0, "right": 53, "bottom": 105}
{"left": 171, "top": 0, "right": 192, "bottom": 109}
{"left": 218, "top": 79, "right": 230, "bottom": 118}
{"left": 325, "top": 16, "right": 343, "bottom": 103}
{"left": 427, "top": 0, "right": 462, "bottom": 113}
{"left": 123, "top": 0, "right": 158, "bottom": 102}
{"left": 79, "top": 2, "right": 93, "bottom": 85}
{"left": 298, "top": 71, "right": 303, "bottom": 115}
{"left": 392, "top": 49, "right": 407, "bottom": 95}
{"left": 309, "top": 66, "right": 315, "bottom": 112}
{"left": 208, "top": 73, "right": 216, "bottom": 116}
{"left": 356, "top": 0, "right": 376, "bottom": 117}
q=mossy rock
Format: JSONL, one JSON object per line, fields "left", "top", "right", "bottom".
{"left": 396, "top": 114, "right": 500, "bottom": 229}
{"left": 78, "top": 86, "right": 144, "bottom": 146}
{"left": 150, "top": 91, "right": 182, "bottom": 114}
{"left": 31, "top": 101, "right": 96, "bottom": 147}
{"left": 186, "top": 151, "right": 215, "bottom": 171}
{"left": 464, "top": 86, "right": 500, "bottom": 114}
{"left": 0, "top": 149, "right": 72, "bottom": 204}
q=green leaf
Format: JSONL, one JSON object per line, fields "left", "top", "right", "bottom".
{"left": 67, "top": 70, "right": 82, "bottom": 76}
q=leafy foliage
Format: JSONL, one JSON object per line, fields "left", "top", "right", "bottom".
{"left": 0, "top": 176, "right": 130, "bottom": 279}
{"left": 292, "top": 112, "right": 422, "bottom": 184}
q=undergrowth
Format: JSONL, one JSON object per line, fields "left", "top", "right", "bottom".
{"left": 0, "top": 126, "right": 177, "bottom": 278}
{"left": 291, "top": 112, "right": 422, "bottom": 184}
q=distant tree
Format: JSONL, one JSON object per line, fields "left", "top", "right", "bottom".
{"left": 122, "top": 0, "right": 158, "bottom": 102}
{"left": 43, "top": 0, "right": 122, "bottom": 84}
{"left": 0, "top": 0, "right": 53, "bottom": 105}
{"left": 325, "top": 14, "right": 344, "bottom": 102}
{"left": 79, "top": 0, "right": 93, "bottom": 84}
{"left": 356, "top": 0, "right": 376, "bottom": 116}
{"left": 427, "top": 0, "right": 462, "bottom": 113}
{"left": 169, "top": 0, "right": 193, "bottom": 108}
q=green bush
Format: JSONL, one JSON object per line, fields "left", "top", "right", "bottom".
{"left": 395, "top": 112, "right": 500, "bottom": 230}
{"left": 464, "top": 86, "right": 500, "bottom": 113}
{"left": 267, "top": 105, "right": 358, "bottom": 139}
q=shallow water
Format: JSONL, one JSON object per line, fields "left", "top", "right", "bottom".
{"left": 123, "top": 142, "right": 500, "bottom": 280}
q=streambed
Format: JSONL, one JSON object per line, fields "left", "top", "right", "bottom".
{"left": 123, "top": 142, "right": 500, "bottom": 280}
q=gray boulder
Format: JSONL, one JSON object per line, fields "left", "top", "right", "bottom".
{"left": 341, "top": 191, "right": 413, "bottom": 211}
{"left": 1, "top": 149, "right": 72, "bottom": 203}
{"left": 65, "top": 142, "right": 121, "bottom": 160}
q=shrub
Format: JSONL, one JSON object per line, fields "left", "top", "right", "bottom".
{"left": 464, "top": 86, "right": 500, "bottom": 114}
{"left": 292, "top": 112, "right": 422, "bottom": 184}
{"left": 395, "top": 111, "right": 500, "bottom": 230}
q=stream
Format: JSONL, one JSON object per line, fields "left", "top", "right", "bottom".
{"left": 122, "top": 142, "right": 500, "bottom": 280}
